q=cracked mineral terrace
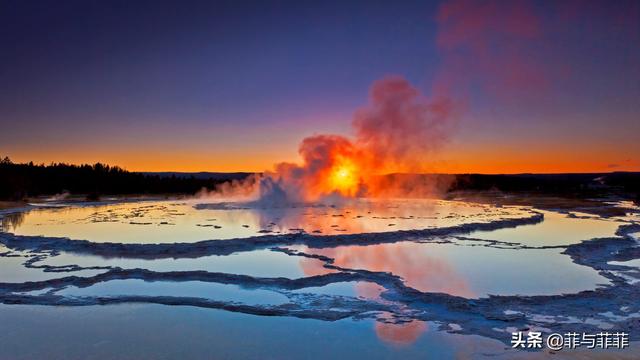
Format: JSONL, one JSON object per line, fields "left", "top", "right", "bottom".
{"left": 1, "top": 197, "right": 639, "bottom": 356}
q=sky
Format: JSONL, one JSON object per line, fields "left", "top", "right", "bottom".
{"left": 1, "top": 0, "right": 638, "bottom": 174}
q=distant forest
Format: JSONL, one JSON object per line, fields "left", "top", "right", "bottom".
{"left": 1, "top": 156, "right": 638, "bottom": 202}
{"left": 0, "top": 157, "right": 232, "bottom": 200}
{"left": 449, "top": 172, "right": 640, "bottom": 200}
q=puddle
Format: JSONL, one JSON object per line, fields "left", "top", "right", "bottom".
{"left": 290, "top": 240, "right": 609, "bottom": 298}
{"left": 4, "top": 199, "right": 533, "bottom": 243}
{"left": 291, "top": 281, "right": 385, "bottom": 299}
{"left": 1, "top": 197, "right": 637, "bottom": 354}
{"left": 58, "top": 279, "right": 290, "bottom": 306}
{"left": 37, "top": 248, "right": 329, "bottom": 279}
{"left": 0, "top": 304, "right": 518, "bottom": 359}
{"left": 467, "top": 210, "right": 621, "bottom": 246}
{"left": 0, "top": 246, "right": 105, "bottom": 283}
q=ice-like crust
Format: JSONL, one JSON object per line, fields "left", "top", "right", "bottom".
{"left": 1, "top": 230, "right": 639, "bottom": 344}
{"left": 0, "top": 268, "right": 391, "bottom": 293}
{"left": 1, "top": 204, "right": 640, "bottom": 346}
{"left": 2, "top": 293, "right": 387, "bottom": 321}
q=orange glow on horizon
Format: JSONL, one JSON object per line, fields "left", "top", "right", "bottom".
{"left": 5, "top": 145, "right": 639, "bottom": 175}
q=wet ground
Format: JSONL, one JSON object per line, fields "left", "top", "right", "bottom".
{"left": 3, "top": 199, "right": 532, "bottom": 242}
{"left": 1, "top": 196, "right": 639, "bottom": 359}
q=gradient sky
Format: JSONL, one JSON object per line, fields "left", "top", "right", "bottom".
{"left": 1, "top": 0, "right": 638, "bottom": 173}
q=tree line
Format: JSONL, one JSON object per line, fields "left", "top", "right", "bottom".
{"left": 0, "top": 157, "right": 228, "bottom": 200}
{"left": 449, "top": 172, "right": 640, "bottom": 201}
{"left": 1, "top": 156, "right": 637, "bottom": 202}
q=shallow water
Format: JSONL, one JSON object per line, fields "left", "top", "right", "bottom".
{"left": 1, "top": 197, "right": 639, "bottom": 358}
{"left": 4, "top": 199, "right": 532, "bottom": 243}
{"left": 0, "top": 245, "right": 105, "bottom": 283}
{"left": 291, "top": 281, "right": 386, "bottom": 299}
{"left": 0, "top": 304, "right": 509, "bottom": 359}
{"left": 467, "top": 210, "right": 621, "bottom": 246}
{"left": 288, "top": 241, "right": 609, "bottom": 298}
{"left": 0, "top": 252, "right": 104, "bottom": 283}
{"left": 1, "top": 305, "right": 637, "bottom": 359}
{"left": 38, "top": 248, "right": 326, "bottom": 279}
{"left": 610, "top": 259, "right": 640, "bottom": 268}
{"left": 59, "top": 279, "right": 290, "bottom": 306}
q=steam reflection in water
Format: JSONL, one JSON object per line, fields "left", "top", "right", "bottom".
{"left": 6, "top": 199, "right": 532, "bottom": 243}
{"left": 291, "top": 241, "right": 608, "bottom": 298}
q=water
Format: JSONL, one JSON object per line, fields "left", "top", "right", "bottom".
{"left": 1, "top": 305, "right": 637, "bottom": 359}
{"left": 1, "top": 197, "right": 638, "bottom": 358}
{"left": 4, "top": 199, "right": 532, "bottom": 243}
{"left": 292, "top": 281, "right": 386, "bottom": 298}
{"left": 610, "top": 259, "right": 640, "bottom": 268}
{"left": 468, "top": 210, "right": 621, "bottom": 246}
{"left": 36, "top": 248, "right": 327, "bottom": 279}
{"left": 0, "top": 304, "right": 510, "bottom": 360}
{"left": 59, "top": 279, "right": 290, "bottom": 306}
{"left": 287, "top": 241, "right": 609, "bottom": 298}
{"left": 0, "top": 245, "right": 105, "bottom": 283}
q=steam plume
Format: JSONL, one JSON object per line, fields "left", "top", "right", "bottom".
{"left": 255, "top": 76, "right": 457, "bottom": 204}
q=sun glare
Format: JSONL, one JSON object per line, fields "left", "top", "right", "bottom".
{"left": 329, "top": 161, "right": 359, "bottom": 195}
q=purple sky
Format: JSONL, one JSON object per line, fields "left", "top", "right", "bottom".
{"left": 1, "top": 0, "right": 638, "bottom": 173}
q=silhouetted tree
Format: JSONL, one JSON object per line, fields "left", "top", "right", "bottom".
{"left": 0, "top": 159, "right": 236, "bottom": 200}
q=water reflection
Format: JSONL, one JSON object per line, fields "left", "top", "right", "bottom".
{"left": 1, "top": 199, "right": 626, "bottom": 350}
{"left": 4, "top": 199, "right": 531, "bottom": 243}
{"left": 292, "top": 239, "right": 609, "bottom": 345}
{"left": 0, "top": 212, "right": 24, "bottom": 232}
{"left": 59, "top": 279, "right": 290, "bottom": 306}
{"left": 297, "top": 243, "right": 475, "bottom": 297}
{"left": 293, "top": 241, "right": 608, "bottom": 298}
{"left": 469, "top": 210, "right": 620, "bottom": 246}
{"left": 295, "top": 242, "right": 472, "bottom": 345}
{"left": 375, "top": 319, "right": 429, "bottom": 347}
{"left": 0, "top": 304, "right": 523, "bottom": 359}
{"left": 40, "top": 249, "right": 326, "bottom": 279}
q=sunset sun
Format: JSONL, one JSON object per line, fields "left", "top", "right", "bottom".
{"left": 329, "top": 162, "right": 359, "bottom": 195}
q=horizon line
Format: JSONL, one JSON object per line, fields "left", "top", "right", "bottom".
{"left": 3, "top": 158, "right": 638, "bottom": 176}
